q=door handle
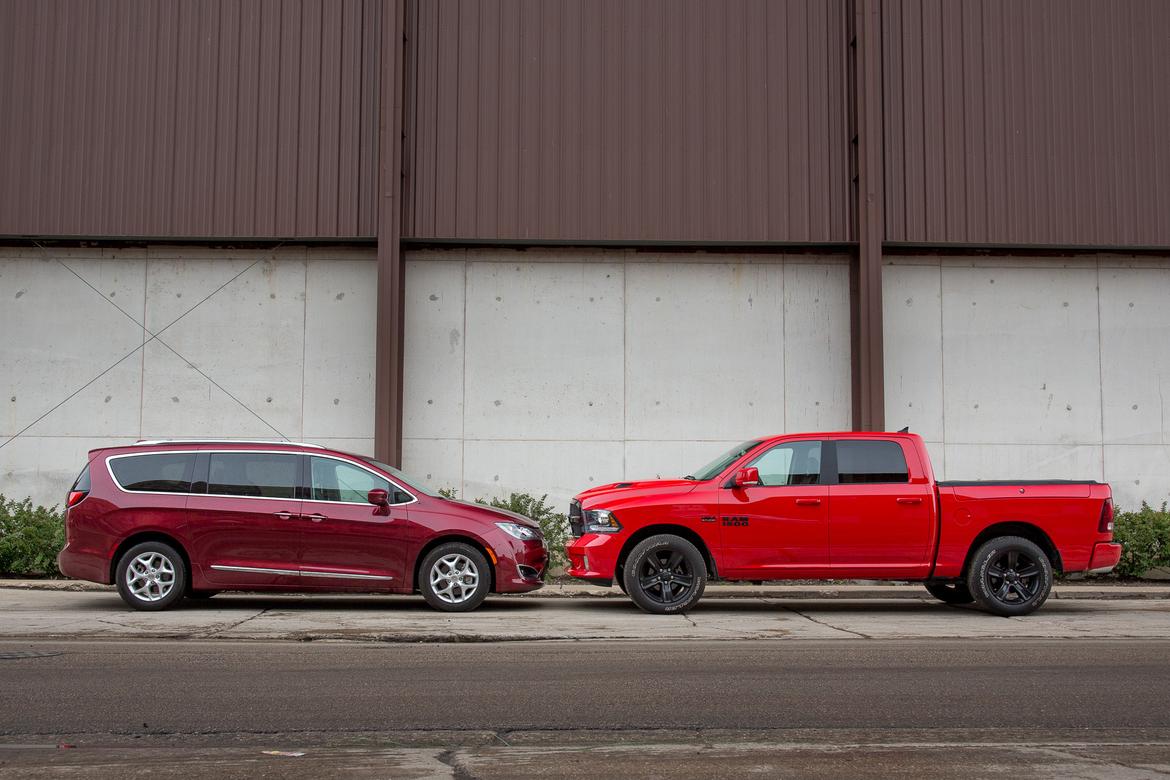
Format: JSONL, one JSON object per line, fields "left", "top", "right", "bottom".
{"left": 303, "top": 513, "right": 327, "bottom": 523}
{"left": 273, "top": 511, "right": 295, "bottom": 520}
{"left": 795, "top": 498, "right": 822, "bottom": 506}
{"left": 896, "top": 497, "right": 923, "bottom": 505}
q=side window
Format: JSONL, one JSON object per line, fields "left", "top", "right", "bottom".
{"left": 109, "top": 453, "right": 195, "bottom": 493}
{"left": 836, "top": 441, "right": 909, "bottom": 484}
{"left": 310, "top": 457, "right": 397, "bottom": 503}
{"left": 207, "top": 453, "right": 299, "bottom": 499}
{"left": 747, "top": 441, "right": 822, "bottom": 486}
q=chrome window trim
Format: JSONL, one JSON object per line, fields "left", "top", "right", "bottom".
{"left": 105, "top": 448, "right": 417, "bottom": 505}
{"left": 210, "top": 564, "right": 394, "bottom": 581}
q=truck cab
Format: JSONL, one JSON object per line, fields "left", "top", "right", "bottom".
{"left": 565, "top": 432, "right": 1121, "bottom": 617}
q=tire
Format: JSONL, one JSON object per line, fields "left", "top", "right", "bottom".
{"left": 115, "top": 541, "right": 187, "bottom": 611}
{"left": 624, "top": 534, "right": 707, "bottom": 615}
{"left": 187, "top": 590, "right": 219, "bottom": 600}
{"left": 924, "top": 582, "right": 974, "bottom": 605}
{"left": 419, "top": 542, "right": 491, "bottom": 612}
{"left": 965, "top": 535, "right": 1053, "bottom": 617}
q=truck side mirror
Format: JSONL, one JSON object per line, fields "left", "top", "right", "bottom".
{"left": 732, "top": 467, "right": 761, "bottom": 488}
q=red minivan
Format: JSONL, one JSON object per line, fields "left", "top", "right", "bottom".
{"left": 58, "top": 440, "right": 548, "bottom": 612}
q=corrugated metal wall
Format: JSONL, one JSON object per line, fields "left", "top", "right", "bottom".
{"left": 0, "top": 0, "right": 381, "bottom": 239}
{"left": 403, "top": 0, "right": 853, "bottom": 244}
{"left": 883, "top": 0, "right": 1170, "bottom": 248}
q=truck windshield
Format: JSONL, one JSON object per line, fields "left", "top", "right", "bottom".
{"left": 686, "top": 440, "right": 764, "bottom": 481}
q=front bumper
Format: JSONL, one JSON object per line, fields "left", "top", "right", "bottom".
{"left": 1087, "top": 542, "right": 1123, "bottom": 574}
{"left": 565, "top": 533, "right": 623, "bottom": 584}
{"left": 493, "top": 538, "right": 549, "bottom": 593}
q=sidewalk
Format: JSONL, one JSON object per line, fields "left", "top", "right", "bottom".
{"left": 3, "top": 577, "right": 1169, "bottom": 600}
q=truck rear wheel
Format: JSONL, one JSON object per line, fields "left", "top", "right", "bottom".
{"left": 624, "top": 534, "right": 707, "bottom": 615}
{"left": 924, "top": 582, "right": 974, "bottom": 605}
{"left": 966, "top": 536, "right": 1053, "bottom": 617}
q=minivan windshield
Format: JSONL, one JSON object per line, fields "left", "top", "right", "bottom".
{"left": 359, "top": 456, "right": 440, "bottom": 497}
{"left": 686, "top": 440, "right": 764, "bottom": 481}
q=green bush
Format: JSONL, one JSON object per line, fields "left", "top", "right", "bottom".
{"left": 476, "top": 492, "right": 570, "bottom": 572}
{"left": 0, "top": 495, "right": 65, "bottom": 577}
{"left": 1113, "top": 502, "right": 1170, "bottom": 579}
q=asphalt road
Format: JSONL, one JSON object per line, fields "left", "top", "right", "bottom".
{"left": 3, "top": 638, "right": 1169, "bottom": 777}
{"left": 3, "top": 638, "right": 1169, "bottom": 733}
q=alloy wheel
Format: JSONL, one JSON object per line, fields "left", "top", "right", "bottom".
{"left": 984, "top": 549, "right": 1042, "bottom": 605}
{"left": 125, "top": 552, "right": 177, "bottom": 603}
{"left": 637, "top": 548, "right": 696, "bottom": 605}
{"left": 429, "top": 553, "right": 480, "bottom": 604}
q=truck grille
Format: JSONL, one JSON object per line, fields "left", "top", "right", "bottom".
{"left": 569, "top": 499, "right": 583, "bottom": 537}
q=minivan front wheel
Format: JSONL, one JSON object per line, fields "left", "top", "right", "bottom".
{"left": 115, "top": 541, "right": 187, "bottom": 611}
{"left": 419, "top": 542, "right": 491, "bottom": 612}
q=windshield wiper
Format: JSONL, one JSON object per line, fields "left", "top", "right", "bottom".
{"left": 683, "top": 475, "right": 696, "bottom": 480}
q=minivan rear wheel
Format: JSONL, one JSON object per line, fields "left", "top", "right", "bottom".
{"left": 115, "top": 541, "right": 187, "bottom": 611}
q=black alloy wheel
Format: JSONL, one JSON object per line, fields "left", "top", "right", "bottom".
{"left": 966, "top": 535, "right": 1053, "bottom": 617}
{"left": 625, "top": 535, "right": 707, "bottom": 614}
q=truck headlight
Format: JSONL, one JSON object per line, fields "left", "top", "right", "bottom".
{"left": 583, "top": 509, "right": 622, "bottom": 534}
{"left": 495, "top": 522, "right": 539, "bottom": 541}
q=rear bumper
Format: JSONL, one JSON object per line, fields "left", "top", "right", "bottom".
{"left": 565, "top": 534, "right": 622, "bottom": 584}
{"left": 57, "top": 543, "right": 110, "bottom": 584}
{"left": 1087, "top": 542, "right": 1123, "bottom": 574}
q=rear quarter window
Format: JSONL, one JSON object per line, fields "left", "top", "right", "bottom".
{"left": 109, "top": 453, "right": 196, "bottom": 493}
{"left": 836, "top": 441, "right": 909, "bottom": 484}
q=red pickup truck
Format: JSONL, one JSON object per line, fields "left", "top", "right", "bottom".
{"left": 565, "top": 432, "right": 1121, "bottom": 616}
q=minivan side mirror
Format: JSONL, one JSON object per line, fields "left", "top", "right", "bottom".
{"left": 367, "top": 488, "right": 389, "bottom": 507}
{"left": 732, "top": 467, "right": 761, "bottom": 488}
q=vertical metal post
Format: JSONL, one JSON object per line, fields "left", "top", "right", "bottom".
{"left": 851, "top": 0, "right": 886, "bottom": 431}
{"left": 374, "top": 0, "right": 407, "bottom": 464}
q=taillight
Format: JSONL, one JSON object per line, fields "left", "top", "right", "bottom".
{"left": 1098, "top": 499, "right": 1114, "bottom": 534}
{"left": 67, "top": 490, "right": 88, "bottom": 508}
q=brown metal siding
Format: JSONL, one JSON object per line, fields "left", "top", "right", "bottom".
{"left": 883, "top": 0, "right": 1170, "bottom": 248}
{"left": 0, "top": 0, "right": 380, "bottom": 239}
{"left": 404, "top": 0, "right": 853, "bottom": 244}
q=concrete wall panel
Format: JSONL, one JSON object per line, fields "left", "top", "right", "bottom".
{"left": 303, "top": 259, "right": 378, "bottom": 439}
{"left": 140, "top": 257, "right": 307, "bottom": 440}
{"left": 941, "top": 265, "right": 1101, "bottom": 445}
{"left": 403, "top": 259, "right": 466, "bottom": 439}
{"left": 944, "top": 443, "right": 1104, "bottom": 482}
{"left": 783, "top": 263, "right": 853, "bottom": 432}
{"left": 0, "top": 247, "right": 376, "bottom": 506}
{"left": 402, "top": 438, "right": 463, "bottom": 497}
{"left": 1105, "top": 445, "right": 1170, "bottom": 510}
{"left": 883, "top": 263, "right": 945, "bottom": 442}
{"left": 1099, "top": 268, "right": 1170, "bottom": 446}
{"left": 463, "top": 439, "right": 624, "bottom": 508}
{"left": 463, "top": 261, "right": 625, "bottom": 440}
{"left": 403, "top": 250, "right": 854, "bottom": 505}
{"left": 623, "top": 440, "right": 747, "bottom": 483}
{"left": 1, "top": 254, "right": 145, "bottom": 439}
{"left": 625, "top": 262, "right": 785, "bottom": 441}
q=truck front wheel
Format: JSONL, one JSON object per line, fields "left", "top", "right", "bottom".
{"left": 966, "top": 536, "right": 1053, "bottom": 617}
{"left": 924, "top": 582, "right": 974, "bottom": 605}
{"left": 624, "top": 535, "right": 707, "bottom": 615}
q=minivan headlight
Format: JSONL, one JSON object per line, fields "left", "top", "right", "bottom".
{"left": 584, "top": 509, "right": 622, "bottom": 534}
{"left": 496, "top": 522, "right": 540, "bottom": 541}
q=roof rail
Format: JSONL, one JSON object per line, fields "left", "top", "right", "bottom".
{"left": 133, "top": 439, "right": 325, "bottom": 449}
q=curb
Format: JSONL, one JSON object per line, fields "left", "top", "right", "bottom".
{"left": 3, "top": 579, "right": 1170, "bottom": 600}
